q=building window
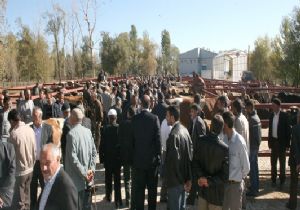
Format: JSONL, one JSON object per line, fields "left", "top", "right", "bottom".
{"left": 202, "top": 65, "right": 207, "bottom": 70}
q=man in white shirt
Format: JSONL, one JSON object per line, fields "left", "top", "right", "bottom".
{"left": 222, "top": 111, "right": 250, "bottom": 210}
{"left": 160, "top": 118, "right": 172, "bottom": 202}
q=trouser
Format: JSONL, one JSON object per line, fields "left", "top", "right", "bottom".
{"left": 105, "top": 165, "right": 122, "bottom": 204}
{"left": 198, "top": 197, "right": 222, "bottom": 210}
{"left": 271, "top": 141, "right": 286, "bottom": 184}
{"left": 160, "top": 151, "right": 167, "bottom": 200}
{"left": 78, "top": 190, "right": 92, "bottom": 210}
{"left": 123, "top": 164, "right": 132, "bottom": 204}
{"left": 249, "top": 148, "right": 259, "bottom": 192}
{"left": 167, "top": 185, "right": 187, "bottom": 210}
{"left": 132, "top": 167, "right": 158, "bottom": 210}
{"left": 30, "top": 161, "right": 44, "bottom": 210}
{"left": 222, "top": 181, "right": 244, "bottom": 210}
{"left": 186, "top": 176, "right": 198, "bottom": 205}
{"left": 11, "top": 173, "right": 33, "bottom": 210}
{"left": 288, "top": 164, "right": 299, "bottom": 209}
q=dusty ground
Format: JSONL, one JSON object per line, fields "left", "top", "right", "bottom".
{"left": 90, "top": 128, "right": 300, "bottom": 210}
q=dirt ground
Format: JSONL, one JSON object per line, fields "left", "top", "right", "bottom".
{"left": 90, "top": 128, "right": 300, "bottom": 210}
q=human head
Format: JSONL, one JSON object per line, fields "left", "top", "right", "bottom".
{"left": 57, "top": 91, "right": 64, "bottom": 102}
{"left": 69, "top": 108, "right": 84, "bottom": 126}
{"left": 108, "top": 108, "right": 117, "bottom": 124}
{"left": 231, "top": 98, "right": 243, "bottom": 116}
{"left": 272, "top": 98, "right": 281, "bottom": 113}
{"left": 45, "top": 89, "right": 53, "bottom": 104}
{"left": 127, "top": 107, "right": 136, "bottom": 119}
{"left": 0, "top": 94, "right": 4, "bottom": 106}
{"left": 3, "top": 96, "right": 11, "bottom": 111}
{"left": 157, "top": 92, "right": 165, "bottom": 103}
{"left": 61, "top": 103, "right": 71, "bottom": 119}
{"left": 141, "top": 95, "right": 151, "bottom": 109}
{"left": 194, "top": 93, "right": 201, "bottom": 105}
{"left": 216, "top": 95, "right": 228, "bottom": 112}
{"left": 24, "top": 89, "right": 31, "bottom": 100}
{"left": 245, "top": 100, "right": 255, "bottom": 115}
{"left": 39, "top": 90, "right": 45, "bottom": 99}
{"left": 222, "top": 111, "right": 234, "bottom": 135}
{"left": 210, "top": 114, "right": 224, "bottom": 135}
{"left": 166, "top": 105, "right": 180, "bottom": 126}
{"left": 8, "top": 109, "right": 21, "bottom": 128}
{"left": 40, "top": 143, "right": 61, "bottom": 181}
{"left": 190, "top": 103, "right": 200, "bottom": 120}
{"left": 32, "top": 106, "right": 43, "bottom": 127}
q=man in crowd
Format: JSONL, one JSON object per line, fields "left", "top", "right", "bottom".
{"left": 165, "top": 105, "right": 193, "bottom": 210}
{"left": 18, "top": 89, "right": 34, "bottom": 124}
{"left": 0, "top": 138, "right": 16, "bottom": 209}
{"left": 268, "top": 98, "right": 291, "bottom": 188}
{"left": 245, "top": 100, "right": 262, "bottom": 197}
{"left": 0, "top": 97, "right": 11, "bottom": 142}
{"left": 119, "top": 107, "right": 136, "bottom": 207}
{"left": 90, "top": 91, "right": 103, "bottom": 152}
{"left": 8, "top": 109, "right": 36, "bottom": 210}
{"left": 38, "top": 143, "right": 78, "bottom": 210}
{"left": 55, "top": 90, "right": 69, "bottom": 118}
{"left": 187, "top": 103, "right": 206, "bottom": 205}
{"left": 132, "top": 95, "right": 161, "bottom": 210}
{"left": 215, "top": 95, "right": 230, "bottom": 115}
{"left": 100, "top": 109, "right": 122, "bottom": 208}
{"left": 222, "top": 111, "right": 250, "bottom": 210}
{"left": 42, "top": 89, "right": 60, "bottom": 120}
{"left": 30, "top": 107, "right": 53, "bottom": 209}
{"left": 193, "top": 114, "right": 229, "bottom": 210}
{"left": 33, "top": 89, "right": 47, "bottom": 110}
{"left": 151, "top": 92, "right": 168, "bottom": 125}
{"left": 286, "top": 109, "right": 300, "bottom": 210}
{"left": 65, "top": 108, "right": 97, "bottom": 210}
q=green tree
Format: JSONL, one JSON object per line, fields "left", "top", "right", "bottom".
{"left": 100, "top": 32, "right": 116, "bottom": 75}
{"left": 140, "top": 32, "right": 157, "bottom": 75}
{"left": 161, "top": 29, "right": 171, "bottom": 75}
{"left": 170, "top": 45, "right": 180, "bottom": 76}
{"left": 129, "top": 25, "right": 140, "bottom": 75}
{"left": 250, "top": 36, "right": 273, "bottom": 81}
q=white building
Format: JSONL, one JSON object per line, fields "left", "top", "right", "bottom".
{"left": 179, "top": 48, "right": 217, "bottom": 79}
{"left": 212, "top": 50, "right": 248, "bottom": 82}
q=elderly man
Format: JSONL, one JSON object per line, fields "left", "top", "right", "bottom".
{"left": 30, "top": 107, "right": 53, "bottom": 209}
{"left": 165, "top": 105, "right": 193, "bottom": 210}
{"left": 64, "top": 108, "right": 97, "bottom": 210}
{"left": 286, "top": 109, "right": 300, "bottom": 210}
{"left": 8, "top": 109, "right": 36, "bottom": 210}
{"left": 38, "top": 143, "right": 78, "bottom": 210}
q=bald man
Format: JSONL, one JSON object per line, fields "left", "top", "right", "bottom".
{"left": 132, "top": 95, "right": 161, "bottom": 210}
{"left": 64, "top": 108, "right": 97, "bottom": 210}
{"left": 38, "top": 143, "right": 78, "bottom": 210}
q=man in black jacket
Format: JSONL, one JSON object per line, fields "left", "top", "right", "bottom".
{"left": 245, "top": 100, "right": 262, "bottom": 196}
{"left": 132, "top": 95, "right": 161, "bottom": 210}
{"left": 38, "top": 143, "right": 78, "bottom": 210}
{"left": 99, "top": 108, "right": 122, "bottom": 208}
{"left": 151, "top": 92, "right": 168, "bottom": 125}
{"left": 187, "top": 103, "right": 206, "bottom": 205}
{"left": 268, "top": 98, "right": 291, "bottom": 188}
{"left": 286, "top": 109, "right": 300, "bottom": 210}
{"left": 165, "top": 105, "right": 193, "bottom": 210}
{"left": 192, "top": 114, "right": 229, "bottom": 210}
{"left": 119, "top": 107, "right": 135, "bottom": 207}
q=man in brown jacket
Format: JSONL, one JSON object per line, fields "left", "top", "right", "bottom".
{"left": 8, "top": 109, "right": 36, "bottom": 210}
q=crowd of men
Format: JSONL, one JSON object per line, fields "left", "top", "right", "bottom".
{"left": 0, "top": 75, "right": 299, "bottom": 210}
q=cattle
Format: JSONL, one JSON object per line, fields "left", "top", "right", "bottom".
{"left": 278, "top": 92, "right": 300, "bottom": 103}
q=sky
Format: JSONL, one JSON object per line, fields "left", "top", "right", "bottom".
{"left": 5, "top": 0, "right": 300, "bottom": 53}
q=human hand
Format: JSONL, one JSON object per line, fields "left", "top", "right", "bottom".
{"left": 184, "top": 180, "right": 192, "bottom": 192}
{"left": 198, "top": 177, "right": 209, "bottom": 187}
{"left": 86, "top": 170, "right": 94, "bottom": 182}
{"left": 0, "top": 197, "right": 3, "bottom": 208}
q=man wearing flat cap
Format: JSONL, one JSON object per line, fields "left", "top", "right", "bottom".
{"left": 268, "top": 98, "right": 291, "bottom": 188}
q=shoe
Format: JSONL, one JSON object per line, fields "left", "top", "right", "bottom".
{"left": 271, "top": 182, "right": 276, "bottom": 188}
{"left": 104, "top": 195, "right": 111, "bottom": 202}
{"left": 115, "top": 201, "right": 123, "bottom": 209}
{"left": 246, "top": 191, "right": 258, "bottom": 197}
{"left": 285, "top": 202, "right": 296, "bottom": 210}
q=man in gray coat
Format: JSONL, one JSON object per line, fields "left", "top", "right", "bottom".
{"left": 65, "top": 108, "right": 97, "bottom": 210}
